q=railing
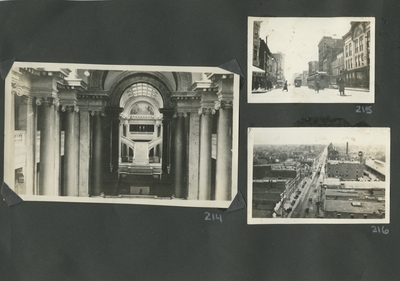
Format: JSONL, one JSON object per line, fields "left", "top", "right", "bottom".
{"left": 148, "top": 136, "right": 162, "bottom": 150}
{"left": 120, "top": 135, "right": 135, "bottom": 149}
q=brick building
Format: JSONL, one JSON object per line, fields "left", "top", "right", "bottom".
{"left": 318, "top": 36, "right": 344, "bottom": 85}
{"left": 342, "top": 21, "right": 371, "bottom": 88}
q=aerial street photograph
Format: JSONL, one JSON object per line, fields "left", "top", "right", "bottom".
{"left": 4, "top": 62, "right": 239, "bottom": 208}
{"left": 248, "top": 17, "right": 375, "bottom": 103}
{"left": 247, "top": 127, "right": 390, "bottom": 224}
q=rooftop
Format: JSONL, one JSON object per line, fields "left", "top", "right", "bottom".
{"left": 325, "top": 200, "right": 385, "bottom": 214}
{"left": 327, "top": 160, "right": 362, "bottom": 164}
{"left": 365, "top": 159, "right": 386, "bottom": 176}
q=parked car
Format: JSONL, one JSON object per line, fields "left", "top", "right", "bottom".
{"left": 308, "top": 197, "right": 312, "bottom": 202}
{"left": 291, "top": 200, "right": 296, "bottom": 206}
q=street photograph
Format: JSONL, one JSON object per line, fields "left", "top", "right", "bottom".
{"left": 247, "top": 127, "right": 390, "bottom": 224}
{"left": 248, "top": 17, "right": 375, "bottom": 103}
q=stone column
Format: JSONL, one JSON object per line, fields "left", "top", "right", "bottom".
{"left": 62, "top": 105, "right": 79, "bottom": 196}
{"left": 91, "top": 111, "right": 104, "bottom": 196}
{"left": 54, "top": 102, "right": 61, "bottom": 196}
{"left": 37, "top": 98, "right": 57, "bottom": 195}
{"left": 74, "top": 109, "right": 80, "bottom": 191}
{"left": 198, "top": 107, "right": 214, "bottom": 200}
{"left": 104, "top": 107, "right": 123, "bottom": 193}
{"left": 22, "top": 96, "right": 37, "bottom": 196}
{"left": 159, "top": 108, "right": 174, "bottom": 174}
{"left": 187, "top": 110, "right": 200, "bottom": 200}
{"left": 78, "top": 108, "right": 91, "bottom": 197}
{"left": 172, "top": 112, "right": 186, "bottom": 198}
{"left": 215, "top": 100, "right": 233, "bottom": 200}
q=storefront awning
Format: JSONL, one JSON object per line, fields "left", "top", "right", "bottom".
{"left": 252, "top": 65, "right": 265, "bottom": 77}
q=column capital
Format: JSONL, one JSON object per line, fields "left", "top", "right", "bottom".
{"left": 90, "top": 110, "right": 105, "bottom": 117}
{"left": 214, "top": 100, "right": 233, "bottom": 110}
{"left": 11, "top": 82, "right": 30, "bottom": 97}
{"left": 173, "top": 111, "right": 188, "bottom": 118}
{"left": 36, "top": 97, "right": 60, "bottom": 107}
{"left": 198, "top": 107, "right": 216, "bottom": 115}
{"left": 61, "top": 105, "right": 79, "bottom": 113}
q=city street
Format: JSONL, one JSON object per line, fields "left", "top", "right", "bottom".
{"left": 289, "top": 147, "right": 328, "bottom": 218}
{"left": 249, "top": 86, "right": 373, "bottom": 103}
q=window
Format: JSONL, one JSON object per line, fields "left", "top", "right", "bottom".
{"left": 129, "top": 124, "right": 155, "bottom": 133}
{"left": 345, "top": 45, "right": 348, "bottom": 57}
{"left": 355, "top": 39, "right": 358, "bottom": 53}
{"left": 349, "top": 43, "right": 352, "bottom": 56}
{"left": 359, "top": 36, "right": 364, "bottom": 51}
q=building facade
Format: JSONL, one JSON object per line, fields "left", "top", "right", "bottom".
{"left": 331, "top": 49, "right": 344, "bottom": 85}
{"left": 308, "top": 61, "right": 319, "bottom": 75}
{"left": 343, "top": 21, "right": 371, "bottom": 88}
{"left": 318, "top": 36, "right": 344, "bottom": 85}
{"left": 272, "top": 53, "right": 285, "bottom": 87}
{"left": 6, "top": 65, "right": 236, "bottom": 202}
{"left": 326, "top": 160, "right": 364, "bottom": 180}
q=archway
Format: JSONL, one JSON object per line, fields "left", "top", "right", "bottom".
{"left": 118, "top": 83, "right": 164, "bottom": 181}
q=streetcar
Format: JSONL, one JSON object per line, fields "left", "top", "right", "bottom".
{"left": 294, "top": 77, "right": 302, "bottom": 87}
{"left": 307, "top": 71, "right": 328, "bottom": 90}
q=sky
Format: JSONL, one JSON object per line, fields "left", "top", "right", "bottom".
{"left": 249, "top": 128, "right": 390, "bottom": 146}
{"left": 258, "top": 17, "right": 355, "bottom": 81}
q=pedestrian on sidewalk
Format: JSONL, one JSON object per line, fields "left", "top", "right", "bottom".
{"left": 315, "top": 80, "right": 320, "bottom": 93}
{"left": 282, "top": 80, "right": 288, "bottom": 92}
{"left": 338, "top": 77, "right": 345, "bottom": 96}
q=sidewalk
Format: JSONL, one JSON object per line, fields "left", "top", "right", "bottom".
{"left": 343, "top": 87, "right": 369, "bottom": 92}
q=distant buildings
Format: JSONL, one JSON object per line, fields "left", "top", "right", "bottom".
{"left": 327, "top": 142, "right": 350, "bottom": 160}
{"left": 318, "top": 36, "right": 344, "bottom": 84}
{"left": 272, "top": 53, "right": 285, "bottom": 87}
{"left": 308, "top": 61, "right": 319, "bottom": 75}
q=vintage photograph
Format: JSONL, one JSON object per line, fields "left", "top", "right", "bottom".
{"left": 248, "top": 127, "right": 390, "bottom": 224}
{"left": 248, "top": 17, "right": 375, "bottom": 103}
{"left": 4, "top": 62, "right": 239, "bottom": 208}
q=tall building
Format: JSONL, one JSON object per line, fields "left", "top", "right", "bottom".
{"left": 252, "top": 21, "right": 262, "bottom": 67}
{"left": 308, "top": 61, "right": 319, "bottom": 75}
{"left": 7, "top": 65, "right": 235, "bottom": 202}
{"left": 318, "top": 36, "right": 344, "bottom": 85}
{"left": 331, "top": 49, "right": 344, "bottom": 85}
{"left": 252, "top": 21, "right": 266, "bottom": 90}
{"left": 343, "top": 21, "right": 371, "bottom": 88}
{"left": 272, "top": 52, "right": 285, "bottom": 86}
